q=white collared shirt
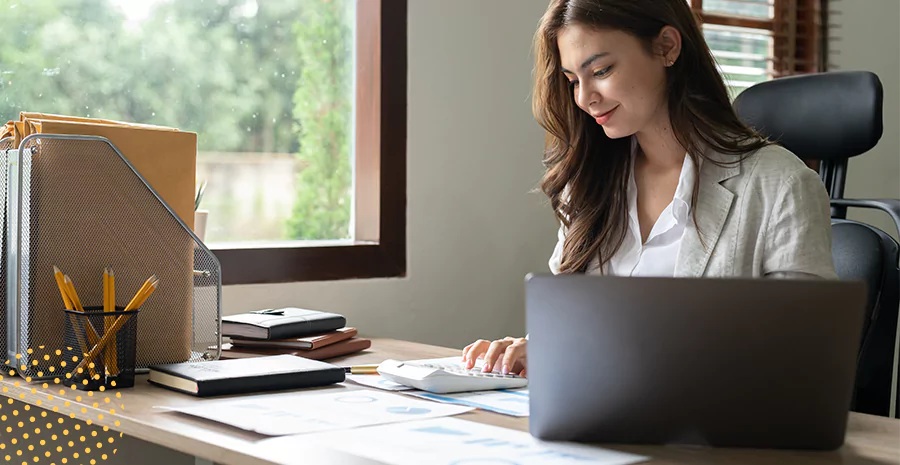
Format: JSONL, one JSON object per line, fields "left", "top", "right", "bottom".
{"left": 602, "top": 152, "right": 695, "bottom": 276}
{"left": 548, "top": 140, "right": 696, "bottom": 277}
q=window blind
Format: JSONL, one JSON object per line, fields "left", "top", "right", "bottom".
{"left": 690, "top": 0, "right": 826, "bottom": 98}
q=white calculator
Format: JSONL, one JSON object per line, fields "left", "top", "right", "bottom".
{"left": 376, "top": 357, "right": 528, "bottom": 394}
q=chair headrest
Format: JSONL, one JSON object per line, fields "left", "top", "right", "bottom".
{"left": 733, "top": 71, "right": 883, "bottom": 161}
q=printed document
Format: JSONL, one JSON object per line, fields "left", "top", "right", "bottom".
{"left": 159, "top": 390, "right": 472, "bottom": 436}
{"left": 262, "top": 417, "right": 648, "bottom": 465}
{"left": 407, "top": 388, "right": 530, "bottom": 417}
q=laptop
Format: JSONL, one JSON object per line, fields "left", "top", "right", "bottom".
{"left": 525, "top": 274, "right": 866, "bottom": 450}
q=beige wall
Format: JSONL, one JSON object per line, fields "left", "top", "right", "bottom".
{"left": 223, "top": 0, "right": 557, "bottom": 350}
{"left": 828, "top": 0, "right": 900, "bottom": 235}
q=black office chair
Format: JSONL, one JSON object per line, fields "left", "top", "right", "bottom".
{"left": 734, "top": 71, "right": 900, "bottom": 419}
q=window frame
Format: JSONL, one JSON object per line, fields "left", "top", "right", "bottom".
{"left": 214, "top": 0, "right": 407, "bottom": 285}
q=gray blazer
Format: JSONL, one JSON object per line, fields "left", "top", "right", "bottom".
{"left": 549, "top": 144, "right": 837, "bottom": 279}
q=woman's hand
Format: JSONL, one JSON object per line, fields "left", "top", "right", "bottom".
{"left": 461, "top": 337, "right": 528, "bottom": 377}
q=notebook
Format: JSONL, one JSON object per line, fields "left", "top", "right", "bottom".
{"left": 222, "top": 308, "right": 346, "bottom": 340}
{"left": 148, "top": 354, "right": 345, "bottom": 397}
{"left": 230, "top": 327, "right": 358, "bottom": 350}
{"left": 219, "top": 338, "right": 372, "bottom": 361}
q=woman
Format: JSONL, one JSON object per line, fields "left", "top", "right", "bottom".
{"left": 462, "top": 0, "right": 836, "bottom": 377}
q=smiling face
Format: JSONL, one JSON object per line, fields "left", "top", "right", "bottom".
{"left": 557, "top": 24, "right": 671, "bottom": 140}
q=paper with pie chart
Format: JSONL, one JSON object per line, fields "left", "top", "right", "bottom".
{"left": 261, "top": 417, "right": 648, "bottom": 465}
{"left": 160, "top": 390, "right": 473, "bottom": 436}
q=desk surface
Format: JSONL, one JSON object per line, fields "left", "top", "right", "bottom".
{"left": 0, "top": 338, "right": 897, "bottom": 465}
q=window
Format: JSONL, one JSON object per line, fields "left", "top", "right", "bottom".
{"left": 690, "top": 0, "right": 826, "bottom": 98}
{"left": 0, "top": 0, "right": 408, "bottom": 285}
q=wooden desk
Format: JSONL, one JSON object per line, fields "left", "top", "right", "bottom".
{"left": 0, "top": 338, "right": 897, "bottom": 465}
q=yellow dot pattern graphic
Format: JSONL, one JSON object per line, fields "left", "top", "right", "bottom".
{"left": 0, "top": 348, "right": 126, "bottom": 464}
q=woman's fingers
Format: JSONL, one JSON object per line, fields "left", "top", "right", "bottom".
{"left": 462, "top": 336, "right": 527, "bottom": 372}
{"left": 500, "top": 338, "right": 527, "bottom": 375}
{"left": 482, "top": 338, "right": 515, "bottom": 373}
{"left": 462, "top": 339, "right": 491, "bottom": 369}
{"left": 461, "top": 342, "right": 476, "bottom": 361}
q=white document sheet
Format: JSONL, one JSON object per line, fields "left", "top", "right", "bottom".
{"left": 263, "top": 417, "right": 648, "bottom": 465}
{"left": 344, "top": 374, "right": 414, "bottom": 391}
{"left": 159, "top": 390, "right": 472, "bottom": 436}
{"left": 407, "top": 388, "right": 530, "bottom": 417}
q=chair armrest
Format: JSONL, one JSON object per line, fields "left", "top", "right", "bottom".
{"left": 831, "top": 199, "right": 900, "bottom": 238}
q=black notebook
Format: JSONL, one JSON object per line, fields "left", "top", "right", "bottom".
{"left": 222, "top": 307, "right": 346, "bottom": 340}
{"left": 148, "top": 355, "right": 345, "bottom": 397}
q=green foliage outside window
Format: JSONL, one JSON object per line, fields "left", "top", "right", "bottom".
{"left": 0, "top": 0, "right": 354, "bottom": 241}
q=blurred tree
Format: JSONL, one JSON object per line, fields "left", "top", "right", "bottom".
{"left": 0, "top": 0, "right": 304, "bottom": 154}
{"left": 155, "top": 0, "right": 304, "bottom": 153}
{"left": 286, "top": 0, "right": 353, "bottom": 240}
{"left": 0, "top": 0, "right": 355, "bottom": 241}
{"left": 0, "top": 0, "right": 126, "bottom": 120}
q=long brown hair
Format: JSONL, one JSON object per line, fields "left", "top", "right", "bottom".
{"left": 534, "top": 0, "right": 769, "bottom": 274}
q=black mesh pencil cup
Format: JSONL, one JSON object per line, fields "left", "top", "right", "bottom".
{"left": 63, "top": 306, "right": 139, "bottom": 390}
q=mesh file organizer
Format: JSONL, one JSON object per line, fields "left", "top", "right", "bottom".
{"left": 0, "top": 137, "right": 12, "bottom": 363}
{"left": 5, "top": 134, "right": 221, "bottom": 379}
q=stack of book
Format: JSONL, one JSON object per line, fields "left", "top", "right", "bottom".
{"left": 217, "top": 307, "right": 371, "bottom": 361}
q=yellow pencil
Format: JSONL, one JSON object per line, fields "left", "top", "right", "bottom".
{"left": 75, "top": 314, "right": 129, "bottom": 374}
{"left": 62, "top": 279, "right": 99, "bottom": 345}
{"left": 110, "top": 268, "right": 120, "bottom": 375}
{"left": 63, "top": 275, "right": 85, "bottom": 313}
{"left": 127, "top": 277, "right": 158, "bottom": 311}
{"left": 54, "top": 266, "right": 88, "bottom": 362}
{"left": 347, "top": 364, "right": 380, "bottom": 374}
{"left": 62, "top": 271, "right": 98, "bottom": 378}
{"left": 109, "top": 268, "right": 116, "bottom": 312}
{"left": 76, "top": 279, "right": 158, "bottom": 373}
{"left": 53, "top": 266, "right": 73, "bottom": 310}
{"left": 103, "top": 268, "right": 110, "bottom": 313}
{"left": 103, "top": 267, "right": 119, "bottom": 375}
{"left": 123, "top": 275, "right": 156, "bottom": 312}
